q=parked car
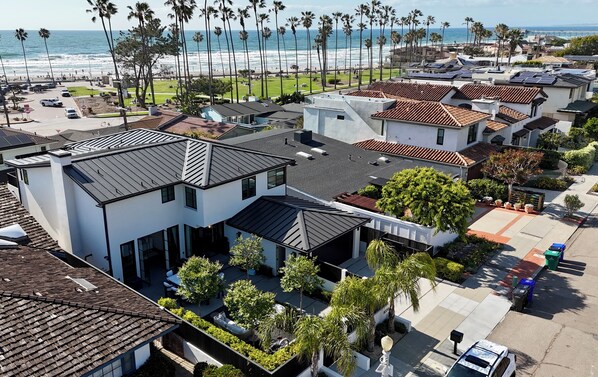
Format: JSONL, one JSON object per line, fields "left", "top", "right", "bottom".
{"left": 40, "top": 98, "right": 63, "bottom": 107}
{"left": 61, "top": 89, "right": 71, "bottom": 97}
{"left": 445, "top": 340, "right": 516, "bottom": 377}
{"left": 64, "top": 108, "right": 78, "bottom": 119}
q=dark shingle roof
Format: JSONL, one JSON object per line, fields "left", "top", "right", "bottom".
{"left": 208, "top": 101, "right": 285, "bottom": 117}
{"left": 454, "top": 84, "right": 546, "bottom": 104}
{"left": 0, "top": 128, "right": 55, "bottom": 152}
{"left": 558, "top": 100, "right": 597, "bottom": 114}
{"left": 224, "top": 129, "right": 443, "bottom": 200}
{"left": 524, "top": 116, "right": 558, "bottom": 131}
{"left": 366, "top": 81, "right": 455, "bottom": 102}
{"left": 227, "top": 196, "right": 369, "bottom": 252}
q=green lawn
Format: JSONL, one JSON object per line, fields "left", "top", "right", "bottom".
{"left": 95, "top": 111, "right": 149, "bottom": 118}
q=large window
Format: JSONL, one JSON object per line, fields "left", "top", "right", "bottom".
{"left": 467, "top": 123, "right": 478, "bottom": 144}
{"left": 161, "top": 185, "right": 175, "bottom": 203}
{"left": 267, "top": 167, "right": 285, "bottom": 189}
{"left": 22, "top": 169, "right": 29, "bottom": 185}
{"left": 185, "top": 186, "right": 197, "bottom": 209}
{"left": 242, "top": 176, "right": 256, "bottom": 200}
{"left": 436, "top": 129, "right": 445, "bottom": 145}
{"left": 88, "top": 352, "right": 135, "bottom": 377}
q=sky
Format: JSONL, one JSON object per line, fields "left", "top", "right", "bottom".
{"left": 0, "top": 0, "right": 596, "bottom": 31}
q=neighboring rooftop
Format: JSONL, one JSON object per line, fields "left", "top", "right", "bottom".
{"left": 484, "top": 120, "right": 509, "bottom": 134}
{"left": 227, "top": 195, "right": 369, "bottom": 252}
{"left": 558, "top": 100, "right": 598, "bottom": 114}
{"left": 507, "top": 71, "right": 592, "bottom": 88}
{"left": 128, "top": 110, "right": 241, "bottom": 139}
{"left": 524, "top": 116, "right": 558, "bottom": 131}
{"left": 223, "top": 129, "right": 439, "bottom": 200}
{"left": 334, "top": 192, "right": 382, "bottom": 213}
{"left": 0, "top": 127, "right": 55, "bottom": 152}
{"left": 354, "top": 139, "right": 500, "bottom": 167}
{"left": 0, "top": 185, "right": 180, "bottom": 377}
{"left": 496, "top": 105, "right": 530, "bottom": 124}
{"left": 207, "top": 100, "right": 285, "bottom": 117}
{"left": 50, "top": 125, "right": 127, "bottom": 149}
{"left": 372, "top": 101, "right": 490, "bottom": 128}
{"left": 365, "top": 81, "right": 455, "bottom": 102}
{"left": 454, "top": 84, "right": 546, "bottom": 104}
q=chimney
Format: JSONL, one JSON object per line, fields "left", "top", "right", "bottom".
{"left": 293, "top": 130, "right": 312, "bottom": 144}
{"left": 471, "top": 98, "right": 500, "bottom": 119}
{"left": 48, "top": 150, "right": 80, "bottom": 253}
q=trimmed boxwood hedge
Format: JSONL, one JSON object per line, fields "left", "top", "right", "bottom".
{"left": 168, "top": 306, "right": 297, "bottom": 371}
{"left": 562, "top": 142, "right": 598, "bottom": 169}
{"left": 434, "top": 257, "right": 465, "bottom": 282}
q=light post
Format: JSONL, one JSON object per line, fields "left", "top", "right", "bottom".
{"left": 112, "top": 79, "right": 129, "bottom": 130}
{"left": 375, "top": 335, "right": 394, "bottom": 377}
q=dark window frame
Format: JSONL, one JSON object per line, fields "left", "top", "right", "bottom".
{"left": 0, "top": 153, "right": 3, "bottom": 164}
{"left": 185, "top": 186, "right": 197, "bottom": 209}
{"left": 22, "top": 169, "right": 29, "bottom": 185}
{"left": 436, "top": 128, "right": 445, "bottom": 145}
{"left": 242, "top": 176, "right": 256, "bottom": 200}
{"left": 267, "top": 167, "right": 286, "bottom": 189}
{"left": 467, "top": 123, "right": 478, "bottom": 144}
{"left": 337, "top": 114, "right": 345, "bottom": 120}
{"left": 161, "top": 185, "right": 175, "bottom": 203}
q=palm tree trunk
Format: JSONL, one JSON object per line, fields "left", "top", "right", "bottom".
{"left": 216, "top": 36, "right": 225, "bottom": 80}
{"left": 226, "top": 19, "right": 240, "bottom": 103}
{"left": 20, "top": 41, "right": 31, "bottom": 85}
{"left": 275, "top": 15, "right": 284, "bottom": 96}
{"left": 293, "top": 33, "right": 299, "bottom": 92}
{"left": 104, "top": 17, "right": 128, "bottom": 130}
{"left": 310, "top": 351, "right": 319, "bottom": 377}
{"left": 263, "top": 31, "right": 269, "bottom": 98}
{"left": 204, "top": 1, "right": 214, "bottom": 104}
{"left": 222, "top": 23, "right": 234, "bottom": 102}
{"left": 358, "top": 26, "right": 363, "bottom": 89}
{"left": 43, "top": 39, "right": 55, "bottom": 83}
{"left": 244, "top": 37, "right": 252, "bottom": 97}
{"left": 334, "top": 23, "right": 339, "bottom": 90}
{"left": 387, "top": 297, "right": 396, "bottom": 333}
{"left": 196, "top": 41, "right": 202, "bottom": 76}
{"left": 316, "top": 43, "right": 323, "bottom": 92}
{"left": 281, "top": 32, "right": 289, "bottom": 77}
{"left": 367, "top": 315, "right": 376, "bottom": 352}
{"left": 252, "top": 10, "right": 265, "bottom": 97}
{"left": 307, "top": 28, "right": 312, "bottom": 94}
{"left": 0, "top": 54, "right": 8, "bottom": 85}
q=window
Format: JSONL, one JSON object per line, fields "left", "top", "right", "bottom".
{"left": 22, "top": 169, "right": 29, "bottom": 185}
{"left": 161, "top": 185, "right": 175, "bottom": 203}
{"left": 336, "top": 114, "right": 345, "bottom": 120}
{"left": 467, "top": 123, "right": 478, "bottom": 144}
{"left": 267, "top": 167, "right": 285, "bottom": 189}
{"left": 491, "top": 358, "right": 511, "bottom": 377}
{"left": 185, "top": 186, "right": 197, "bottom": 209}
{"left": 0, "top": 153, "right": 3, "bottom": 164}
{"left": 242, "top": 176, "right": 256, "bottom": 200}
{"left": 436, "top": 129, "right": 445, "bottom": 145}
{"left": 122, "top": 352, "right": 136, "bottom": 374}
{"left": 41, "top": 146, "right": 47, "bottom": 152}
{"left": 569, "top": 88, "right": 573, "bottom": 99}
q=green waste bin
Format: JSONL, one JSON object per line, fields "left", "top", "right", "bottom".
{"left": 545, "top": 250, "right": 561, "bottom": 271}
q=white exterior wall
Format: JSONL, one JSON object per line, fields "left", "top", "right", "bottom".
{"left": 224, "top": 226, "right": 280, "bottom": 274}
{"left": 17, "top": 167, "right": 60, "bottom": 240}
{"left": 182, "top": 341, "right": 223, "bottom": 366}
{"left": 541, "top": 86, "right": 582, "bottom": 118}
{"left": 134, "top": 344, "right": 151, "bottom": 370}
{"left": 0, "top": 143, "right": 52, "bottom": 171}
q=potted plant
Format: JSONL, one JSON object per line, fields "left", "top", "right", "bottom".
{"left": 514, "top": 202, "right": 523, "bottom": 211}
{"left": 229, "top": 234, "right": 266, "bottom": 277}
{"left": 504, "top": 202, "right": 513, "bottom": 210}
{"left": 524, "top": 203, "right": 534, "bottom": 213}
{"left": 495, "top": 199, "right": 503, "bottom": 207}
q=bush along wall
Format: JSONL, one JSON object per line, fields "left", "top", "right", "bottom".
{"left": 562, "top": 141, "right": 598, "bottom": 170}
{"left": 434, "top": 257, "right": 465, "bottom": 282}
{"left": 466, "top": 178, "right": 508, "bottom": 202}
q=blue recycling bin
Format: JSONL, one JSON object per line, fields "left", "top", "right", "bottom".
{"left": 518, "top": 278, "right": 535, "bottom": 302}
{"left": 549, "top": 243, "right": 566, "bottom": 261}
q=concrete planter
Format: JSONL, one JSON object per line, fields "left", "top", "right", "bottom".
{"left": 524, "top": 204, "right": 534, "bottom": 213}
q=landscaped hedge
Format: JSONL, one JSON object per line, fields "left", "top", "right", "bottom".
{"left": 562, "top": 142, "right": 598, "bottom": 170}
{"left": 525, "top": 176, "right": 574, "bottom": 191}
{"left": 434, "top": 257, "right": 464, "bottom": 282}
{"left": 466, "top": 178, "right": 508, "bottom": 201}
{"left": 538, "top": 149, "right": 561, "bottom": 170}
{"left": 168, "top": 306, "right": 297, "bottom": 371}
{"left": 202, "top": 364, "right": 245, "bottom": 377}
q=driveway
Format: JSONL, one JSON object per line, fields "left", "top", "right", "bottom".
{"left": 487, "top": 215, "right": 598, "bottom": 377}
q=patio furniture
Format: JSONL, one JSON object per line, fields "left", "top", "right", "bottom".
{"left": 166, "top": 273, "right": 181, "bottom": 287}
{"left": 163, "top": 281, "right": 177, "bottom": 298}
{"left": 166, "top": 270, "right": 174, "bottom": 277}
{"left": 213, "top": 312, "right": 251, "bottom": 339}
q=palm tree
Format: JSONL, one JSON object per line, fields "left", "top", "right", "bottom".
{"left": 377, "top": 5, "right": 392, "bottom": 81}
{"left": 87, "top": 0, "right": 128, "bottom": 129}
{"left": 430, "top": 32, "right": 442, "bottom": 47}
{"left": 215, "top": 4, "right": 234, "bottom": 102}
{"left": 390, "top": 30, "right": 400, "bottom": 78}
{"left": 287, "top": 16, "right": 300, "bottom": 92}
{"left": 200, "top": 4, "right": 215, "bottom": 104}
{"left": 314, "top": 33, "right": 323, "bottom": 91}
{"left": 494, "top": 23, "right": 509, "bottom": 68}
{"left": 425, "top": 15, "right": 435, "bottom": 46}
{"left": 262, "top": 26, "right": 273, "bottom": 96}
{"left": 342, "top": 14, "right": 354, "bottom": 87}
{"left": 355, "top": 4, "right": 368, "bottom": 89}
{"left": 317, "top": 15, "right": 333, "bottom": 92}
{"left": 367, "top": 0, "right": 380, "bottom": 85}
{"left": 387, "top": 11, "right": 396, "bottom": 80}
{"left": 365, "top": 38, "right": 372, "bottom": 81}
{"left": 258, "top": 13, "right": 270, "bottom": 97}
{"left": 0, "top": 36, "right": 8, "bottom": 85}
{"left": 507, "top": 28, "right": 524, "bottom": 66}
{"left": 14, "top": 29, "right": 31, "bottom": 85}
{"left": 301, "top": 11, "right": 315, "bottom": 94}
{"left": 272, "top": 1, "right": 286, "bottom": 97}
{"left": 464, "top": 16, "right": 474, "bottom": 46}
{"left": 222, "top": 3, "right": 241, "bottom": 102}
{"left": 249, "top": 0, "right": 266, "bottom": 97}
{"left": 332, "top": 12, "right": 343, "bottom": 90}
{"left": 470, "top": 21, "right": 484, "bottom": 46}
{"left": 127, "top": 2, "right": 156, "bottom": 104}
{"left": 38, "top": 28, "right": 55, "bottom": 83}
{"left": 440, "top": 21, "right": 450, "bottom": 53}
{"left": 238, "top": 7, "right": 252, "bottom": 96}
{"left": 278, "top": 26, "right": 289, "bottom": 77}
{"left": 213, "top": 27, "right": 225, "bottom": 78}
{"left": 192, "top": 31, "right": 204, "bottom": 76}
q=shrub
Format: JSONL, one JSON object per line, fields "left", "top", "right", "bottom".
{"left": 593, "top": 182, "right": 598, "bottom": 192}
{"left": 130, "top": 345, "right": 176, "bottom": 377}
{"left": 194, "top": 362, "right": 210, "bottom": 377}
{"left": 357, "top": 184, "right": 381, "bottom": 199}
{"left": 538, "top": 149, "right": 561, "bottom": 170}
{"left": 434, "top": 257, "right": 464, "bottom": 282}
{"left": 568, "top": 165, "right": 588, "bottom": 175}
{"left": 564, "top": 194, "right": 584, "bottom": 216}
{"left": 327, "top": 78, "right": 341, "bottom": 85}
{"left": 167, "top": 308, "right": 297, "bottom": 371}
{"left": 562, "top": 142, "right": 598, "bottom": 170}
{"left": 466, "top": 178, "right": 508, "bottom": 201}
{"left": 157, "top": 297, "right": 179, "bottom": 310}
{"left": 527, "top": 176, "right": 568, "bottom": 190}
{"left": 203, "top": 365, "right": 245, "bottom": 377}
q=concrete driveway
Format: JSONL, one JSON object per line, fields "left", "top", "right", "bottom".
{"left": 487, "top": 215, "right": 598, "bottom": 377}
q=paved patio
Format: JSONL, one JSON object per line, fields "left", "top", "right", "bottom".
{"left": 468, "top": 206, "right": 537, "bottom": 244}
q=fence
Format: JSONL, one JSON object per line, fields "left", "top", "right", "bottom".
{"left": 315, "top": 259, "right": 344, "bottom": 283}
{"left": 512, "top": 189, "right": 545, "bottom": 211}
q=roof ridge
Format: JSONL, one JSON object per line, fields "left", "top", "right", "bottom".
{"left": 71, "top": 138, "right": 186, "bottom": 163}
{"left": 181, "top": 140, "right": 192, "bottom": 181}
{"left": 441, "top": 103, "right": 462, "bottom": 126}
{"left": 202, "top": 142, "right": 213, "bottom": 187}
{"left": 263, "top": 196, "right": 367, "bottom": 219}
{"left": 455, "top": 151, "right": 468, "bottom": 166}
{"left": 0, "top": 291, "right": 179, "bottom": 324}
{"left": 296, "top": 210, "right": 310, "bottom": 251}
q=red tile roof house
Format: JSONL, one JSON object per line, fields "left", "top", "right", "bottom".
{"left": 0, "top": 184, "right": 181, "bottom": 377}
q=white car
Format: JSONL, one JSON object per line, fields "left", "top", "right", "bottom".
{"left": 445, "top": 340, "right": 516, "bottom": 377}
{"left": 40, "top": 98, "right": 63, "bottom": 107}
{"left": 64, "top": 108, "right": 78, "bottom": 119}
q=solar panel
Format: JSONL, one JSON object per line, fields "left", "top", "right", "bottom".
{"left": 510, "top": 76, "right": 525, "bottom": 83}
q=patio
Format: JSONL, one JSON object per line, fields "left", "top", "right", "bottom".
{"left": 139, "top": 253, "right": 330, "bottom": 319}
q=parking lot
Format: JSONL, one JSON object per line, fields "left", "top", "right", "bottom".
{"left": 487, "top": 216, "right": 598, "bottom": 376}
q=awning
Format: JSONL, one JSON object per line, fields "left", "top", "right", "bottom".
{"left": 558, "top": 100, "right": 598, "bottom": 114}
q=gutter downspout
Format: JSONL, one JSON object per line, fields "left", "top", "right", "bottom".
{"left": 102, "top": 205, "right": 113, "bottom": 277}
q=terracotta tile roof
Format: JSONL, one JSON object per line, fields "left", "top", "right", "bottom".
{"left": 346, "top": 90, "right": 387, "bottom": 98}
{"left": 484, "top": 120, "right": 510, "bottom": 134}
{"left": 372, "top": 101, "right": 490, "bottom": 127}
{"left": 497, "top": 105, "right": 529, "bottom": 124}
{"left": 454, "top": 84, "right": 546, "bottom": 104}
{"left": 524, "top": 116, "right": 558, "bottom": 131}
{"left": 367, "top": 81, "right": 455, "bottom": 102}
{"left": 126, "top": 110, "right": 238, "bottom": 139}
{"left": 537, "top": 55, "right": 570, "bottom": 64}
{"left": 354, "top": 139, "right": 499, "bottom": 167}
{"left": 334, "top": 192, "right": 383, "bottom": 213}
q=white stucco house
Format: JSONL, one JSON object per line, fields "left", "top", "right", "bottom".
{"left": 0, "top": 127, "right": 55, "bottom": 179}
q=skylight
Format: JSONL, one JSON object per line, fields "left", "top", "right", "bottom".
{"left": 66, "top": 276, "right": 98, "bottom": 292}
{"left": 0, "top": 224, "right": 28, "bottom": 241}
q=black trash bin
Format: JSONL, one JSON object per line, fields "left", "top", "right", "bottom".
{"left": 512, "top": 286, "right": 530, "bottom": 312}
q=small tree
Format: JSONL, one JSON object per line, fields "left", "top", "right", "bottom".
{"left": 564, "top": 194, "right": 584, "bottom": 217}
{"left": 279, "top": 255, "right": 323, "bottom": 311}
{"left": 376, "top": 167, "right": 475, "bottom": 236}
{"left": 482, "top": 149, "right": 544, "bottom": 202}
{"left": 224, "top": 280, "right": 275, "bottom": 330}
{"left": 229, "top": 234, "right": 266, "bottom": 276}
{"left": 537, "top": 132, "right": 565, "bottom": 151}
{"left": 177, "top": 256, "right": 223, "bottom": 305}
{"left": 583, "top": 118, "right": 598, "bottom": 141}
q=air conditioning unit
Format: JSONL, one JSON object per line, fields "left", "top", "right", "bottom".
{"left": 296, "top": 151, "right": 314, "bottom": 160}
{"left": 310, "top": 147, "right": 328, "bottom": 155}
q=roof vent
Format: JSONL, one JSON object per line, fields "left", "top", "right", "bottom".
{"left": 310, "top": 147, "right": 328, "bottom": 155}
{"left": 368, "top": 161, "right": 379, "bottom": 166}
{"left": 296, "top": 151, "right": 314, "bottom": 160}
{"left": 378, "top": 156, "right": 390, "bottom": 163}
{"left": 0, "top": 224, "right": 28, "bottom": 242}
{"left": 0, "top": 239, "right": 19, "bottom": 249}
{"left": 66, "top": 276, "right": 98, "bottom": 292}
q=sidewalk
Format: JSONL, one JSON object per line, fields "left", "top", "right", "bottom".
{"left": 367, "top": 166, "right": 598, "bottom": 376}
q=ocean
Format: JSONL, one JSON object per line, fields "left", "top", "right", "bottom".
{"left": 0, "top": 26, "right": 597, "bottom": 80}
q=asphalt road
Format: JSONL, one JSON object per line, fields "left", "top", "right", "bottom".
{"left": 488, "top": 215, "right": 598, "bottom": 377}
